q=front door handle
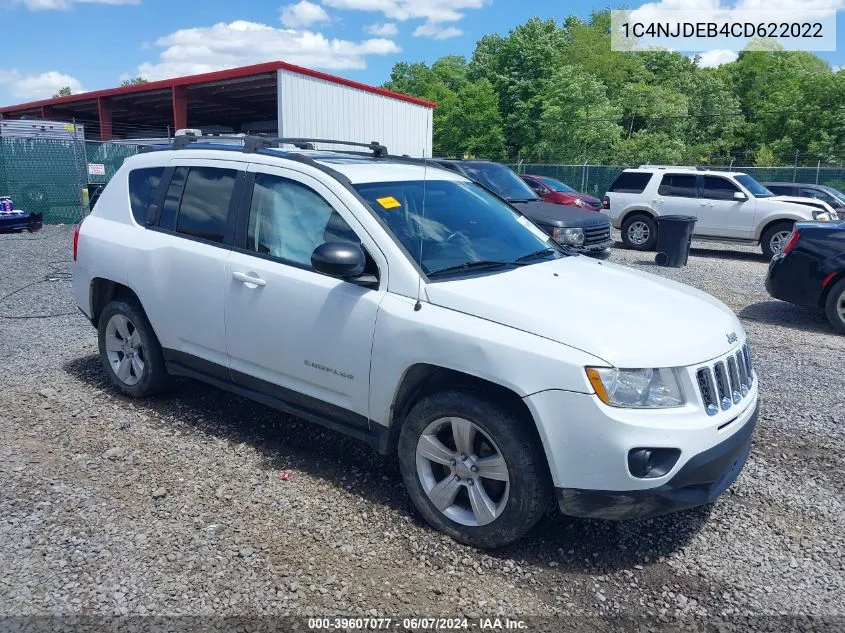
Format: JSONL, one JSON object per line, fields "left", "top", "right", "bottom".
{"left": 232, "top": 271, "right": 266, "bottom": 287}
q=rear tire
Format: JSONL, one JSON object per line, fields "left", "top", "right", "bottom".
{"left": 398, "top": 389, "right": 551, "bottom": 548}
{"left": 97, "top": 299, "right": 170, "bottom": 398}
{"left": 621, "top": 214, "right": 657, "bottom": 251}
{"left": 761, "top": 221, "right": 794, "bottom": 259}
{"left": 824, "top": 278, "right": 845, "bottom": 335}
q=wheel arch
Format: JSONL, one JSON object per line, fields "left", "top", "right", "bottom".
{"left": 89, "top": 278, "right": 144, "bottom": 326}
{"left": 379, "top": 364, "right": 540, "bottom": 458}
{"left": 619, "top": 207, "right": 658, "bottom": 228}
{"left": 754, "top": 216, "right": 800, "bottom": 242}
{"left": 819, "top": 269, "right": 845, "bottom": 309}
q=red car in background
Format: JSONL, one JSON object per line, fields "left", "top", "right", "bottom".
{"left": 520, "top": 174, "right": 603, "bottom": 212}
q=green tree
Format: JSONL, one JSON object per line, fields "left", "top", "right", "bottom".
{"left": 120, "top": 76, "right": 148, "bottom": 87}
{"left": 480, "top": 18, "right": 567, "bottom": 157}
{"left": 754, "top": 145, "right": 776, "bottom": 167}
{"left": 53, "top": 86, "right": 72, "bottom": 97}
{"left": 537, "top": 65, "right": 622, "bottom": 163}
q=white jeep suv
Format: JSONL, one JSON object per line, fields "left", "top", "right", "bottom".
{"left": 73, "top": 138, "right": 759, "bottom": 547}
{"left": 604, "top": 166, "right": 838, "bottom": 258}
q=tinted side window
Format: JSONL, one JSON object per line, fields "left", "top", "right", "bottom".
{"left": 800, "top": 188, "right": 835, "bottom": 205}
{"left": 658, "top": 174, "right": 698, "bottom": 198}
{"left": 701, "top": 176, "right": 740, "bottom": 200}
{"left": 608, "top": 172, "right": 653, "bottom": 194}
{"left": 128, "top": 167, "right": 164, "bottom": 225}
{"left": 175, "top": 167, "right": 237, "bottom": 243}
{"left": 766, "top": 185, "right": 794, "bottom": 196}
{"left": 246, "top": 173, "right": 359, "bottom": 268}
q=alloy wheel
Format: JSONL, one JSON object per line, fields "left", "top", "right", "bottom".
{"left": 769, "top": 230, "right": 792, "bottom": 255}
{"left": 415, "top": 417, "right": 510, "bottom": 527}
{"left": 627, "top": 221, "right": 650, "bottom": 246}
{"left": 104, "top": 314, "right": 145, "bottom": 386}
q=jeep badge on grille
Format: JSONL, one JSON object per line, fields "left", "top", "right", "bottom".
{"left": 726, "top": 332, "right": 738, "bottom": 344}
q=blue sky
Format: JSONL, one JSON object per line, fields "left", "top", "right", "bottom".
{"left": 0, "top": 0, "right": 843, "bottom": 106}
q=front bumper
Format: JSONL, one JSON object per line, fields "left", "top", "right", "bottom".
{"left": 571, "top": 238, "right": 615, "bottom": 256}
{"left": 0, "top": 211, "right": 42, "bottom": 233}
{"left": 557, "top": 402, "right": 757, "bottom": 520}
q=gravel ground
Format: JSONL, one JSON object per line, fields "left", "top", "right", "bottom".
{"left": 0, "top": 226, "right": 843, "bottom": 627}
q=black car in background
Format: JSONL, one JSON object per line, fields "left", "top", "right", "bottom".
{"left": 765, "top": 221, "right": 845, "bottom": 334}
{"left": 430, "top": 159, "right": 614, "bottom": 256}
{"left": 762, "top": 182, "right": 845, "bottom": 213}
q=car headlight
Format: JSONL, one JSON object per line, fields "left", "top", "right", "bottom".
{"left": 553, "top": 227, "right": 585, "bottom": 245}
{"left": 585, "top": 367, "right": 685, "bottom": 408}
{"left": 812, "top": 210, "right": 833, "bottom": 221}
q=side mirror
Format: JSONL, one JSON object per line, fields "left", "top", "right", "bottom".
{"left": 734, "top": 191, "right": 748, "bottom": 201}
{"left": 311, "top": 242, "right": 366, "bottom": 279}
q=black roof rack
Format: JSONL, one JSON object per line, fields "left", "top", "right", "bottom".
{"left": 145, "top": 134, "right": 389, "bottom": 157}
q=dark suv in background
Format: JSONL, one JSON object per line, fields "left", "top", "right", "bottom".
{"left": 762, "top": 183, "right": 845, "bottom": 213}
{"left": 431, "top": 159, "right": 614, "bottom": 256}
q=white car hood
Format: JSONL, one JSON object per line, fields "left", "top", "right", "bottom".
{"left": 425, "top": 256, "right": 743, "bottom": 368}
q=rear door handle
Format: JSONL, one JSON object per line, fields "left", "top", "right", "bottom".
{"left": 232, "top": 271, "right": 266, "bottom": 287}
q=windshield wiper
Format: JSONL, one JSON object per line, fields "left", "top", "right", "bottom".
{"left": 513, "top": 248, "right": 558, "bottom": 263}
{"left": 428, "top": 260, "right": 518, "bottom": 277}
{"left": 506, "top": 197, "right": 538, "bottom": 203}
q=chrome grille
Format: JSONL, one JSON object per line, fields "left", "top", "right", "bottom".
{"left": 696, "top": 343, "right": 754, "bottom": 415}
{"left": 584, "top": 222, "right": 612, "bottom": 246}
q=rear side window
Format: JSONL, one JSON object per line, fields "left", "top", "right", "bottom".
{"left": 174, "top": 167, "right": 238, "bottom": 243}
{"left": 128, "top": 167, "right": 164, "bottom": 224}
{"left": 608, "top": 172, "right": 652, "bottom": 194}
{"left": 658, "top": 174, "right": 697, "bottom": 198}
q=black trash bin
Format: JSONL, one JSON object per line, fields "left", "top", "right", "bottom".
{"left": 654, "top": 215, "right": 697, "bottom": 267}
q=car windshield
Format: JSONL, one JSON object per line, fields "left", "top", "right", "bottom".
{"left": 825, "top": 187, "right": 845, "bottom": 205}
{"left": 459, "top": 163, "right": 539, "bottom": 202}
{"left": 353, "top": 179, "right": 562, "bottom": 278}
{"left": 736, "top": 174, "right": 775, "bottom": 198}
{"left": 537, "top": 176, "right": 576, "bottom": 193}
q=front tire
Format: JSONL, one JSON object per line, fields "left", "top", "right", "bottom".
{"left": 621, "top": 214, "right": 657, "bottom": 251}
{"left": 98, "top": 299, "right": 170, "bottom": 398}
{"left": 761, "top": 221, "right": 794, "bottom": 259}
{"left": 824, "top": 278, "right": 845, "bottom": 335}
{"left": 398, "top": 390, "right": 551, "bottom": 548}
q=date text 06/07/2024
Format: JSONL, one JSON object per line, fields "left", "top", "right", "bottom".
{"left": 306, "top": 617, "right": 528, "bottom": 630}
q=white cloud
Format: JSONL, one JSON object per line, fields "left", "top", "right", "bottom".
{"left": 323, "top": 0, "right": 487, "bottom": 37}
{"left": 365, "top": 22, "right": 398, "bottom": 36}
{"left": 0, "top": 69, "right": 85, "bottom": 100}
{"left": 412, "top": 22, "right": 462, "bottom": 39}
{"left": 281, "top": 0, "right": 330, "bottom": 28}
{"left": 13, "top": 0, "right": 138, "bottom": 9}
{"left": 695, "top": 49, "right": 739, "bottom": 67}
{"left": 135, "top": 20, "right": 399, "bottom": 81}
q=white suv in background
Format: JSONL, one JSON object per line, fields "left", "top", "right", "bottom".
{"left": 604, "top": 166, "right": 838, "bottom": 258}
{"left": 73, "top": 137, "right": 759, "bottom": 547}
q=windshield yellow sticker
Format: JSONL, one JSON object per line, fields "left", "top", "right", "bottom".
{"left": 376, "top": 196, "right": 401, "bottom": 210}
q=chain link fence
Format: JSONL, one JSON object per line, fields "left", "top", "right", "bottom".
{"left": 4, "top": 137, "right": 845, "bottom": 225}
{"left": 0, "top": 137, "right": 147, "bottom": 225}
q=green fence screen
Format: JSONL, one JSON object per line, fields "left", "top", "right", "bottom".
{"left": 3, "top": 137, "right": 845, "bottom": 225}
{"left": 0, "top": 138, "right": 147, "bottom": 224}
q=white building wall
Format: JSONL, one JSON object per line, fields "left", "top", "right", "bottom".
{"left": 277, "top": 70, "right": 433, "bottom": 158}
